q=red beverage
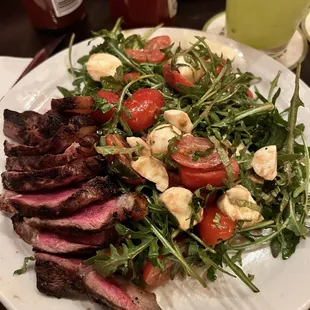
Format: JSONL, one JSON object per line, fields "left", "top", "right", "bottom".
{"left": 109, "top": 0, "right": 178, "bottom": 27}
{"left": 22, "top": 0, "right": 86, "bottom": 30}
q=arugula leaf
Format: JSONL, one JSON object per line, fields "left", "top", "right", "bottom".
{"left": 95, "top": 145, "right": 141, "bottom": 156}
{"left": 270, "top": 237, "right": 281, "bottom": 258}
{"left": 280, "top": 229, "right": 300, "bottom": 260}
{"left": 14, "top": 256, "right": 35, "bottom": 275}
{"left": 57, "top": 86, "right": 73, "bottom": 97}
{"left": 213, "top": 213, "right": 223, "bottom": 229}
{"left": 84, "top": 239, "right": 153, "bottom": 277}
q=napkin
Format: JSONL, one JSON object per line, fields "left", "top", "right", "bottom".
{"left": 0, "top": 56, "right": 32, "bottom": 99}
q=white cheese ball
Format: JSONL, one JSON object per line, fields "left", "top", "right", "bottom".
{"left": 217, "top": 185, "right": 263, "bottom": 228}
{"left": 252, "top": 145, "right": 277, "bottom": 180}
{"left": 163, "top": 110, "right": 193, "bottom": 133}
{"left": 147, "top": 124, "right": 181, "bottom": 155}
{"left": 86, "top": 53, "right": 122, "bottom": 81}
{"left": 131, "top": 156, "right": 169, "bottom": 192}
{"left": 160, "top": 187, "right": 203, "bottom": 231}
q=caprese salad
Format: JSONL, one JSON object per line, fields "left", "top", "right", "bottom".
{"left": 58, "top": 19, "right": 309, "bottom": 292}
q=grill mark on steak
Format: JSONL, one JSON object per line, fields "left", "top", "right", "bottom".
{"left": 34, "top": 253, "right": 161, "bottom": 310}
{"left": 4, "top": 115, "right": 97, "bottom": 157}
{"left": 51, "top": 96, "right": 95, "bottom": 115}
{"left": 5, "top": 140, "right": 97, "bottom": 171}
{"left": 12, "top": 216, "right": 98, "bottom": 254}
{"left": 1, "top": 176, "right": 118, "bottom": 217}
{"left": 3, "top": 109, "right": 67, "bottom": 145}
{"left": 2, "top": 156, "right": 104, "bottom": 192}
{"left": 25, "top": 193, "right": 148, "bottom": 233}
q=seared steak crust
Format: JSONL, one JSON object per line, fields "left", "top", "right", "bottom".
{"left": 0, "top": 176, "right": 118, "bottom": 217}
{"left": 2, "top": 156, "right": 104, "bottom": 192}
{"left": 51, "top": 96, "right": 95, "bottom": 115}
{"left": 25, "top": 193, "right": 148, "bottom": 233}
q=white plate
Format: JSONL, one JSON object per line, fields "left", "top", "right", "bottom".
{"left": 1, "top": 28, "right": 310, "bottom": 310}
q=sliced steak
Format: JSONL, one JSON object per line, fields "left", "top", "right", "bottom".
{"left": 35, "top": 253, "right": 83, "bottom": 298}
{"left": 39, "top": 110, "right": 68, "bottom": 137}
{"left": 4, "top": 110, "right": 44, "bottom": 145}
{"left": 6, "top": 140, "right": 97, "bottom": 171}
{"left": 83, "top": 272, "right": 161, "bottom": 310}
{"left": 58, "top": 229, "right": 117, "bottom": 246}
{"left": 2, "top": 156, "right": 104, "bottom": 192}
{"left": 25, "top": 193, "right": 148, "bottom": 233}
{"left": 1, "top": 176, "right": 118, "bottom": 217}
{"left": 3, "top": 109, "right": 67, "bottom": 145}
{"left": 4, "top": 115, "right": 96, "bottom": 157}
{"left": 51, "top": 96, "right": 95, "bottom": 115}
{"left": 12, "top": 216, "right": 98, "bottom": 254}
{"left": 35, "top": 253, "right": 161, "bottom": 310}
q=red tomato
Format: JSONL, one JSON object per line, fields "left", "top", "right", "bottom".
{"left": 216, "top": 65, "right": 223, "bottom": 75}
{"left": 179, "top": 159, "right": 240, "bottom": 189}
{"left": 122, "top": 88, "right": 165, "bottom": 131}
{"left": 171, "top": 135, "right": 223, "bottom": 170}
{"left": 168, "top": 171, "right": 183, "bottom": 188}
{"left": 247, "top": 89, "right": 254, "bottom": 99}
{"left": 162, "top": 63, "right": 194, "bottom": 91}
{"left": 91, "top": 91, "right": 119, "bottom": 123}
{"left": 123, "top": 72, "right": 141, "bottom": 83}
{"left": 197, "top": 204, "right": 235, "bottom": 246}
{"left": 205, "top": 58, "right": 226, "bottom": 75}
{"left": 106, "top": 134, "right": 143, "bottom": 184}
{"left": 145, "top": 35, "right": 171, "bottom": 51}
{"left": 125, "top": 49, "right": 166, "bottom": 63}
{"left": 143, "top": 259, "right": 171, "bottom": 286}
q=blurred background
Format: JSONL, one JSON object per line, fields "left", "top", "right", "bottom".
{"left": 0, "top": 0, "right": 224, "bottom": 57}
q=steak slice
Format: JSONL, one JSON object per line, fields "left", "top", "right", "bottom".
{"left": 1, "top": 176, "right": 118, "bottom": 217}
{"left": 35, "top": 253, "right": 161, "bottom": 310}
{"left": 6, "top": 140, "right": 97, "bottom": 171}
{"left": 12, "top": 216, "right": 98, "bottom": 254}
{"left": 58, "top": 229, "right": 117, "bottom": 246}
{"left": 25, "top": 193, "right": 148, "bottom": 232}
{"left": 3, "top": 109, "right": 67, "bottom": 145}
{"left": 51, "top": 96, "right": 95, "bottom": 115}
{"left": 35, "top": 253, "right": 83, "bottom": 298}
{"left": 2, "top": 156, "right": 104, "bottom": 192}
{"left": 4, "top": 115, "right": 96, "bottom": 157}
{"left": 4, "top": 110, "right": 43, "bottom": 145}
{"left": 83, "top": 272, "right": 161, "bottom": 310}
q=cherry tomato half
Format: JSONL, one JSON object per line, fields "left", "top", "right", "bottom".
{"left": 125, "top": 49, "right": 166, "bottom": 63}
{"left": 123, "top": 72, "right": 141, "bottom": 83}
{"left": 143, "top": 259, "right": 171, "bottom": 286}
{"left": 125, "top": 36, "right": 171, "bottom": 64}
{"left": 162, "top": 62, "right": 194, "bottom": 91}
{"left": 179, "top": 159, "right": 240, "bottom": 190}
{"left": 91, "top": 91, "right": 119, "bottom": 124}
{"left": 122, "top": 88, "right": 165, "bottom": 132}
{"left": 145, "top": 35, "right": 171, "bottom": 51}
{"left": 197, "top": 204, "right": 235, "bottom": 246}
{"left": 171, "top": 135, "right": 223, "bottom": 170}
{"left": 168, "top": 171, "right": 183, "bottom": 188}
{"left": 247, "top": 89, "right": 254, "bottom": 99}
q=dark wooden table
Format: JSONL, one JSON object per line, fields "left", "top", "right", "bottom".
{"left": 0, "top": 1, "right": 309, "bottom": 310}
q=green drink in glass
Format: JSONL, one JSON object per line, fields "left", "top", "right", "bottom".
{"left": 226, "top": 0, "right": 309, "bottom": 53}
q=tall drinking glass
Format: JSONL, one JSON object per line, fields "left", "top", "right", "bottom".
{"left": 226, "top": 0, "right": 310, "bottom": 53}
